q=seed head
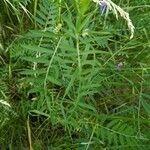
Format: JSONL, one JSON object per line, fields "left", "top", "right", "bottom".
{"left": 92, "top": 0, "right": 135, "bottom": 39}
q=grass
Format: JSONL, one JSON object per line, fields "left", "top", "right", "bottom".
{"left": 0, "top": 0, "right": 150, "bottom": 149}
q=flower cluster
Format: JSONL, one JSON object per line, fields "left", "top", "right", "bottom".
{"left": 92, "top": 0, "right": 135, "bottom": 39}
{"left": 99, "top": 1, "right": 107, "bottom": 13}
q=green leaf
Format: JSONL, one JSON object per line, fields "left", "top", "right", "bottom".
{"left": 79, "top": 0, "right": 90, "bottom": 15}
{"left": 47, "top": 76, "right": 62, "bottom": 86}
{"left": 26, "top": 30, "right": 57, "bottom": 38}
{"left": 107, "top": 120, "right": 119, "bottom": 128}
{"left": 22, "top": 44, "right": 53, "bottom": 53}
{"left": 36, "top": 10, "right": 47, "bottom": 20}
{"left": 19, "top": 69, "right": 46, "bottom": 75}
{"left": 62, "top": 15, "right": 75, "bottom": 31}
{"left": 78, "top": 101, "right": 96, "bottom": 112}
{"left": 119, "top": 135, "right": 125, "bottom": 145}
{"left": 39, "top": 5, "right": 49, "bottom": 16}
{"left": 33, "top": 16, "right": 46, "bottom": 25}
{"left": 142, "top": 93, "right": 150, "bottom": 100}
{"left": 22, "top": 56, "right": 49, "bottom": 64}
{"left": 29, "top": 110, "right": 49, "bottom": 117}
{"left": 141, "top": 98, "right": 150, "bottom": 115}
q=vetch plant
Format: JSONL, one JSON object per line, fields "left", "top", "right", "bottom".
{"left": 1, "top": 0, "right": 150, "bottom": 149}
{"left": 92, "top": 0, "right": 135, "bottom": 39}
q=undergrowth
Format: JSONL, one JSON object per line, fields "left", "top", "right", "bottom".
{"left": 0, "top": 0, "right": 150, "bottom": 149}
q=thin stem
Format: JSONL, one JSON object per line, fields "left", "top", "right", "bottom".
{"left": 86, "top": 125, "right": 97, "bottom": 150}
{"left": 76, "top": 34, "right": 81, "bottom": 73}
{"left": 137, "top": 68, "right": 144, "bottom": 137}
{"left": 58, "top": 0, "right": 62, "bottom": 22}
{"left": 44, "top": 38, "right": 62, "bottom": 90}
{"left": 34, "top": 0, "right": 37, "bottom": 17}
{"left": 27, "top": 116, "right": 33, "bottom": 150}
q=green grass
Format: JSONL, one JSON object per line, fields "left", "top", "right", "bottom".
{"left": 0, "top": 0, "right": 150, "bottom": 149}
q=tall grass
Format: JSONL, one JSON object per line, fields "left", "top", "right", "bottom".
{"left": 0, "top": 0, "right": 150, "bottom": 149}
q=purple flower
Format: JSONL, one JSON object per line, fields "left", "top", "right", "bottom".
{"left": 116, "top": 62, "right": 123, "bottom": 71}
{"left": 99, "top": 2, "right": 107, "bottom": 13}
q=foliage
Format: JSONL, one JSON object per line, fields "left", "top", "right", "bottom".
{"left": 0, "top": 0, "right": 150, "bottom": 149}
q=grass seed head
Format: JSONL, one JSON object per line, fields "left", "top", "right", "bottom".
{"left": 92, "top": 0, "right": 135, "bottom": 39}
